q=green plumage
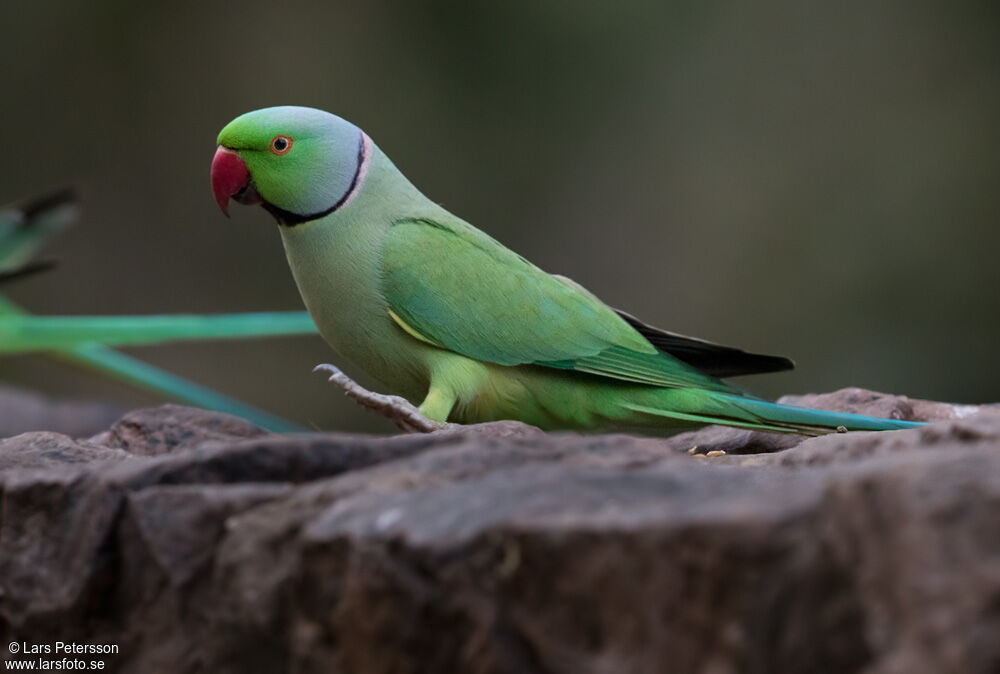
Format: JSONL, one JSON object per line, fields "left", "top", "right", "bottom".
{"left": 216, "top": 106, "right": 922, "bottom": 435}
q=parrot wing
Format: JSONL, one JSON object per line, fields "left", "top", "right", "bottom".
{"left": 382, "top": 216, "right": 738, "bottom": 393}
{"left": 550, "top": 272, "right": 795, "bottom": 378}
{"left": 612, "top": 309, "right": 794, "bottom": 378}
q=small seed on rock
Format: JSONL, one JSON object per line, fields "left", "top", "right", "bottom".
{"left": 706, "top": 450, "right": 726, "bottom": 458}
{"left": 498, "top": 540, "right": 521, "bottom": 578}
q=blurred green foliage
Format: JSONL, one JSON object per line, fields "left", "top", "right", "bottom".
{"left": 0, "top": 1, "right": 997, "bottom": 432}
{"left": 0, "top": 190, "right": 317, "bottom": 431}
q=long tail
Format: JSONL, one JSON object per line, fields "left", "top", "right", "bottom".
{"left": 625, "top": 390, "right": 923, "bottom": 435}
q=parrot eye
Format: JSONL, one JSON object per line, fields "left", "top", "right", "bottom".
{"left": 270, "top": 135, "right": 293, "bottom": 155}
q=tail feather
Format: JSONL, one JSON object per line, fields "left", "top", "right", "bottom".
{"left": 626, "top": 392, "right": 923, "bottom": 435}
{"left": 728, "top": 396, "right": 923, "bottom": 433}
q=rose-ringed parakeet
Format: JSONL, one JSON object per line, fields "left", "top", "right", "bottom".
{"left": 211, "top": 106, "right": 921, "bottom": 435}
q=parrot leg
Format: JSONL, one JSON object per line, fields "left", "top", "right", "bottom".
{"left": 314, "top": 363, "right": 453, "bottom": 433}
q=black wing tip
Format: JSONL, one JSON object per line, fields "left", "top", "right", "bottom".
{"left": 0, "top": 259, "right": 58, "bottom": 285}
{"left": 682, "top": 349, "right": 796, "bottom": 378}
{"left": 615, "top": 308, "right": 796, "bottom": 378}
{"left": 17, "top": 187, "right": 80, "bottom": 223}
{"left": 734, "top": 352, "right": 796, "bottom": 376}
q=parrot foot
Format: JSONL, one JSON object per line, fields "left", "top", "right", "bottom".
{"left": 313, "top": 364, "right": 452, "bottom": 433}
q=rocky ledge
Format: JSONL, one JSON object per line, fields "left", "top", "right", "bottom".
{"left": 1, "top": 389, "right": 999, "bottom": 674}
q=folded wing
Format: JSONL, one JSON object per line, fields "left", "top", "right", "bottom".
{"left": 382, "top": 216, "right": 740, "bottom": 393}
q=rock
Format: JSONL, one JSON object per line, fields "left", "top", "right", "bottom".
{"left": 92, "top": 403, "right": 270, "bottom": 456}
{"left": 777, "top": 387, "right": 993, "bottom": 424}
{"left": 662, "top": 387, "right": 1000, "bottom": 456}
{"left": 0, "top": 431, "right": 128, "bottom": 471}
{"left": 1, "top": 391, "right": 999, "bottom": 674}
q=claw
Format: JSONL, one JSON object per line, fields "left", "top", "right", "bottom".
{"left": 314, "top": 362, "right": 452, "bottom": 434}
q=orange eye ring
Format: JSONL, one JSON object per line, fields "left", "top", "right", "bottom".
{"left": 270, "top": 135, "right": 293, "bottom": 155}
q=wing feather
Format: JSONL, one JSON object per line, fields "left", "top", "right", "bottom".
{"left": 382, "top": 217, "right": 736, "bottom": 393}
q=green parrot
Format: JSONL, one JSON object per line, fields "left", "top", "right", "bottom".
{"left": 0, "top": 190, "right": 317, "bottom": 432}
{"left": 211, "top": 106, "right": 921, "bottom": 435}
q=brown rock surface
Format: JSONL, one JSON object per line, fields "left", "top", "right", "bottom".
{"left": 1, "top": 389, "right": 999, "bottom": 674}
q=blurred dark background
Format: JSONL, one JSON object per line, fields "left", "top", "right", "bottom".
{"left": 0, "top": 1, "right": 997, "bottom": 432}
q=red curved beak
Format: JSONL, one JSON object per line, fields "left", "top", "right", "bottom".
{"left": 211, "top": 146, "right": 250, "bottom": 217}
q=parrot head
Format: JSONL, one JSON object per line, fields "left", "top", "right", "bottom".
{"left": 211, "top": 106, "right": 366, "bottom": 225}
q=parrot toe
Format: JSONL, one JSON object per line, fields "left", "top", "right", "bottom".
{"left": 313, "top": 363, "right": 453, "bottom": 433}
